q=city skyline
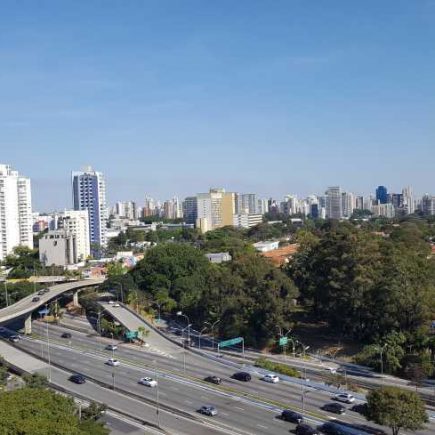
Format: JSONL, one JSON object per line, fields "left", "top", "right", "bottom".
{"left": 1, "top": 1, "right": 434, "bottom": 210}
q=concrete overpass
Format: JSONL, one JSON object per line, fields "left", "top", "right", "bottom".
{"left": 0, "top": 278, "right": 105, "bottom": 333}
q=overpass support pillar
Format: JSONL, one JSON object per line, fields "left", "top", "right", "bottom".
{"left": 24, "top": 314, "right": 32, "bottom": 335}
{"left": 73, "top": 290, "right": 80, "bottom": 307}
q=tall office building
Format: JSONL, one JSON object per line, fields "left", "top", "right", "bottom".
{"left": 325, "top": 186, "right": 342, "bottom": 219}
{"left": 196, "top": 188, "right": 235, "bottom": 233}
{"left": 376, "top": 186, "right": 388, "bottom": 204}
{"left": 72, "top": 166, "right": 107, "bottom": 247}
{"left": 421, "top": 195, "right": 435, "bottom": 216}
{"left": 58, "top": 210, "right": 90, "bottom": 262}
{"left": 0, "top": 164, "right": 33, "bottom": 261}
{"left": 182, "top": 196, "right": 198, "bottom": 224}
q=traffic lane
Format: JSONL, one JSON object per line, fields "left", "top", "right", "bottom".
{"left": 40, "top": 366, "right": 225, "bottom": 435}
{"left": 28, "top": 324, "right": 435, "bottom": 435}
{"left": 100, "top": 412, "right": 149, "bottom": 435}
{"left": 30, "top": 323, "right": 369, "bottom": 418}
{"left": 17, "top": 337, "right": 290, "bottom": 435}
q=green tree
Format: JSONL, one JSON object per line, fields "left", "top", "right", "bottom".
{"left": 23, "top": 373, "right": 49, "bottom": 388}
{"left": 106, "top": 261, "right": 126, "bottom": 277}
{"left": 366, "top": 386, "right": 428, "bottom": 435}
{"left": 81, "top": 401, "right": 107, "bottom": 421}
{"left": 0, "top": 387, "right": 108, "bottom": 434}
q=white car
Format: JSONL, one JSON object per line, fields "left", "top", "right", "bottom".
{"left": 325, "top": 367, "right": 337, "bottom": 374}
{"left": 262, "top": 374, "right": 280, "bottom": 383}
{"left": 333, "top": 393, "right": 355, "bottom": 404}
{"left": 108, "top": 301, "right": 114, "bottom": 305}
{"left": 139, "top": 377, "right": 158, "bottom": 387}
{"left": 112, "top": 303, "right": 120, "bottom": 307}
{"left": 106, "top": 358, "right": 120, "bottom": 367}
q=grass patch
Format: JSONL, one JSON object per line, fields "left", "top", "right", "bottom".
{"left": 255, "top": 356, "right": 301, "bottom": 378}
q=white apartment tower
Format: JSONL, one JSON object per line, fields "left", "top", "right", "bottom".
{"left": 72, "top": 167, "right": 107, "bottom": 247}
{"left": 325, "top": 186, "right": 343, "bottom": 219}
{"left": 0, "top": 164, "right": 33, "bottom": 261}
{"left": 59, "top": 210, "right": 91, "bottom": 261}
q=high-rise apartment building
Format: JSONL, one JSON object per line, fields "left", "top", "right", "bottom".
{"left": 341, "top": 192, "right": 356, "bottom": 218}
{"left": 325, "top": 186, "right": 342, "bottom": 219}
{"left": 402, "top": 186, "right": 415, "bottom": 215}
{"left": 114, "top": 201, "right": 137, "bottom": 220}
{"left": 421, "top": 195, "right": 435, "bottom": 216}
{"left": 0, "top": 164, "right": 33, "bottom": 261}
{"left": 376, "top": 186, "right": 388, "bottom": 204}
{"left": 72, "top": 166, "right": 107, "bottom": 247}
{"left": 196, "top": 188, "right": 235, "bottom": 233}
{"left": 235, "top": 193, "right": 257, "bottom": 214}
{"left": 58, "top": 210, "right": 90, "bottom": 262}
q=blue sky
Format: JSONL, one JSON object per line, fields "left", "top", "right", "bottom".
{"left": 1, "top": 0, "right": 434, "bottom": 210}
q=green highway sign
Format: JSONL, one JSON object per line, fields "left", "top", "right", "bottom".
{"left": 219, "top": 337, "right": 243, "bottom": 348}
{"left": 125, "top": 330, "right": 138, "bottom": 340}
{"left": 279, "top": 336, "right": 288, "bottom": 346}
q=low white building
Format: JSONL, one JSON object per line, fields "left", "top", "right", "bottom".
{"left": 233, "top": 214, "right": 263, "bottom": 229}
{"left": 205, "top": 252, "right": 232, "bottom": 264}
{"left": 253, "top": 240, "right": 280, "bottom": 253}
{"left": 59, "top": 210, "right": 90, "bottom": 261}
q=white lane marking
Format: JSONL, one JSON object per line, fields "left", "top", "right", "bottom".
{"left": 234, "top": 406, "right": 244, "bottom": 411}
{"left": 257, "top": 424, "right": 268, "bottom": 429}
{"left": 184, "top": 400, "right": 193, "bottom": 404}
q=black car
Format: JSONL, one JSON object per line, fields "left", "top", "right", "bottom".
{"left": 321, "top": 403, "right": 346, "bottom": 415}
{"left": 8, "top": 335, "right": 20, "bottom": 343}
{"left": 350, "top": 403, "right": 367, "bottom": 416}
{"left": 69, "top": 374, "right": 86, "bottom": 384}
{"left": 37, "top": 290, "right": 45, "bottom": 296}
{"left": 320, "top": 422, "right": 364, "bottom": 435}
{"left": 296, "top": 423, "right": 319, "bottom": 435}
{"left": 281, "top": 409, "right": 303, "bottom": 423}
{"left": 32, "top": 297, "right": 40, "bottom": 302}
{"left": 204, "top": 376, "right": 222, "bottom": 385}
{"left": 61, "top": 332, "right": 72, "bottom": 339}
{"left": 232, "top": 372, "right": 251, "bottom": 382}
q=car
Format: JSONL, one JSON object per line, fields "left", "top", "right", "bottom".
{"left": 108, "top": 300, "right": 115, "bottom": 304}
{"left": 232, "top": 372, "right": 251, "bottom": 382}
{"left": 0, "top": 327, "right": 6, "bottom": 333}
{"left": 320, "top": 422, "right": 367, "bottom": 435}
{"left": 61, "top": 332, "right": 72, "bottom": 339}
{"left": 138, "top": 377, "right": 157, "bottom": 387}
{"left": 42, "top": 288, "right": 49, "bottom": 293}
{"left": 32, "top": 297, "right": 40, "bottom": 302}
{"left": 106, "top": 358, "right": 120, "bottom": 367}
{"left": 350, "top": 403, "right": 368, "bottom": 415}
{"left": 106, "top": 344, "right": 118, "bottom": 351}
{"left": 325, "top": 367, "right": 337, "bottom": 374}
{"left": 321, "top": 402, "right": 346, "bottom": 414}
{"left": 333, "top": 393, "right": 355, "bottom": 404}
{"left": 112, "top": 303, "right": 120, "bottom": 307}
{"left": 281, "top": 409, "right": 303, "bottom": 423}
{"left": 69, "top": 374, "right": 86, "bottom": 384}
{"left": 296, "top": 423, "right": 320, "bottom": 435}
{"left": 37, "top": 290, "right": 45, "bottom": 296}
{"left": 204, "top": 376, "right": 222, "bottom": 385}
{"left": 262, "top": 373, "right": 279, "bottom": 383}
{"left": 8, "top": 335, "right": 20, "bottom": 343}
{"left": 198, "top": 405, "right": 218, "bottom": 416}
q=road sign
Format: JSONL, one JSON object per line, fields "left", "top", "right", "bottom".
{"left": 219, "top": 337, "right": 243, "bottom": 348}
{"left": 279, "top": 336, "right": 288, "bottom": 346}
{"left": 125, "top": 330, "right": 138, "bottom": 340}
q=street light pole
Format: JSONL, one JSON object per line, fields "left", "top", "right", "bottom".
{"left": 379, "top": 343, "right": 387, "bottom": 377}
{"left": 176, "top": 311, "right": 190, "bottom": 344}
{"left": 45, "top": 304, "right": 52, "bottom": 382}
{"left": 205, "top": 319, "right": 220, "bottom": 351}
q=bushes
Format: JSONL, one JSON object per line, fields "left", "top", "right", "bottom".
{"left": 255, "top": 357, "right": 300, "bottom": 378}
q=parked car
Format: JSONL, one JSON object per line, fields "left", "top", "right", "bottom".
{"left": 106, "top": 358, "right": 120, "bottom": 367}
{"left": 281, "top": 409, "right": 303, "bottom": 423}
{"left": 106, "top": 344, "right": 118, "bottom": 351}
{"left": 262, "top": 373, "right": 279, "bottom": 383}
{"left": 296, "top": 423, "right": 319, "bottom": 435}
{"left": 321, "top": 403, "right": 346, "bottom": 415}
{"left": 197, "top": 405, "right": 218, "bottom": 416}
{"left": 333, "top": 393, "right": 355, "bottom": 404}
{"left": 8, "top": 335, "right": 20, "bottom": 343}
{"left": 232, "top": 372, "right": 251, "bottom": 382}
{"left": 138, "top": 377, "right": 157, "bottom": 387}
{"left": 204, "top": 376, "right": 222, "bottom": 385}
{"left": 61, "top": 332, "right": 72, "bottom": 339}
{"left": 32, "top": 297, "right": 40, "bottom": 302}
{"left": 69, "top": 374, "right": 86, "bottom": 384}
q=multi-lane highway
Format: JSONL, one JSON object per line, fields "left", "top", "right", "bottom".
{"left": 12, "top": 320, "right": 434, "bottom": 435}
